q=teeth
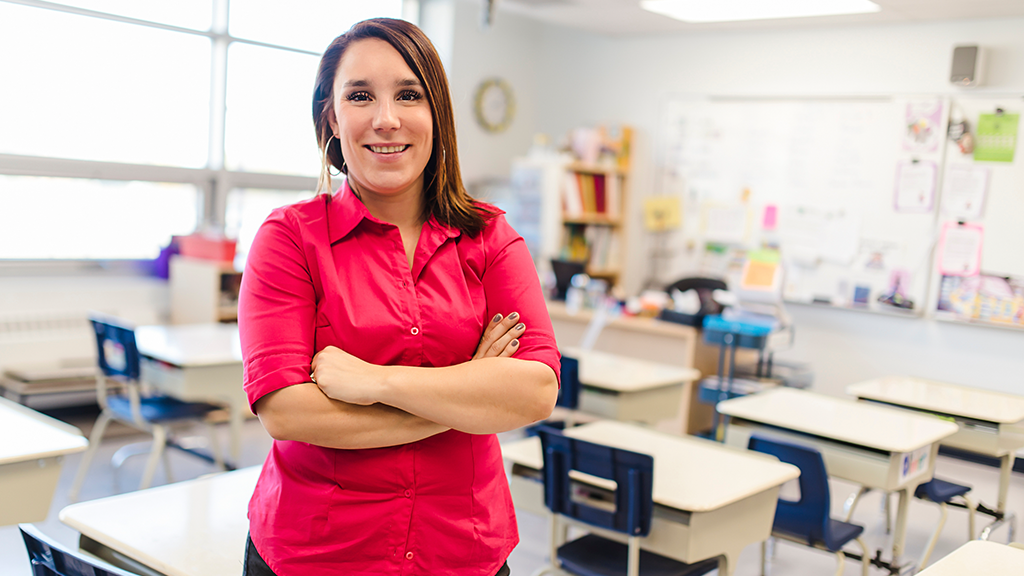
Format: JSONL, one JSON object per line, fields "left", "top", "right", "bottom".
{"left": 369, "top": 145, "right": 407, "bottom": 154}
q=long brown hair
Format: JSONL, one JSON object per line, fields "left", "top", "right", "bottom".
{"left": 312, "top": 18, "right": 495, "bottom": 235}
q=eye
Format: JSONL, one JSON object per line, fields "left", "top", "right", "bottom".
{"left": 398, "top": 90, "right": 423, "bottom": 102}
{"left": 346, "top": 91, "right": 371, "bottom": 102}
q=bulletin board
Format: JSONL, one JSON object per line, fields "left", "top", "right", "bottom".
{"left": 932, "top": 96, "right": 1024, "bottom": 329}
{"left": 657, "top": 96, "right": 947, "bottom": 316}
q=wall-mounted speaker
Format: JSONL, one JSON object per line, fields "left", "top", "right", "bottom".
{"left": 951, "top": 45, "right": 984, "bottom": 87}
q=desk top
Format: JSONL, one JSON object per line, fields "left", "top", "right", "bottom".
{"left": 847, "top": 376, "right": 1024, "bottom": 425}
{"left": 502, "top": 420, "right": 799, "bottom": 512}
{"left": 917, "top": 540, "right": 1024, "bottom": 574}
{"left": 718, "top": 388, "right": 959, "bottom": 453}
{"left": 60, "top": 466, "right": 258, "bottom": 576}
{"left": 0, "top": 397, "right": 87, "bottom": 465}
{"left": 564, "top": 347, "right": 701, "bottom": 392}
{"left": 135, "top": 323, "right": 242, "bottom": 368}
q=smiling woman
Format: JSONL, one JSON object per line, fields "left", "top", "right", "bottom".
{"left": 237, "top": 17, "right": 560, "bottom": 576}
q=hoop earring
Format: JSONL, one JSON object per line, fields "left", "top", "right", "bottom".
{"left": 324, "top": 135, "right": 342, "bottom": 176}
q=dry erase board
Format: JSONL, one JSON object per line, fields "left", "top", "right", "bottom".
{"left": 657, "top": 97, "right": 945, "bottom": 316}
{"left": 933, "top": 96, "right": 1024, "bottom": 330}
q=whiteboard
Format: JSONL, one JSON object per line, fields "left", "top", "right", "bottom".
{"left": 657, "top": 97, "right": 946, "bottom": 316}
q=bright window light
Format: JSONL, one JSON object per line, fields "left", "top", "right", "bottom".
{"left": 640, "top": 0, "right": 881, "bottom": 23}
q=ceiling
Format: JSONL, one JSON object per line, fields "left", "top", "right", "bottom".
{"left": 494, "top": 0, "right": 1024, "bottom": 36}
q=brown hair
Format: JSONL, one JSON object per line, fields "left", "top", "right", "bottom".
{"left": 312, "top": 18, "right": 495, "bottom": 235}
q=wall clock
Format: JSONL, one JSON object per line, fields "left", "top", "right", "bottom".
{"left": 473, "top": 77, "right": 515, "bottom": 134}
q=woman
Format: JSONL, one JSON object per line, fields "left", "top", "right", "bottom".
{"left": 238, "top": 17, "right": 560, "bottom": 576}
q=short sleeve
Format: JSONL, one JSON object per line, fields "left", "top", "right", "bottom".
{"left": 480, "top": 215, "right": 561, "bottom": 386}
{"left": 237, "top": 208, "right": 317, "bottom": 411}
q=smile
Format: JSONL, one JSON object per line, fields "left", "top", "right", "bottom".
{"left": 367, "top": 145, "right": 410, "bottom": 154}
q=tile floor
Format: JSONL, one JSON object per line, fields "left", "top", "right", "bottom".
{"left": 2, "top": 406, "right": 1021, "bottom": 575}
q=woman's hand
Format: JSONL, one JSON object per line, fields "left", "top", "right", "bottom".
{"left": 473, "top": 312, "right": 526, "bottom": 360}
{"left": 311, "top": 346, "right": 385, "bottom": 406}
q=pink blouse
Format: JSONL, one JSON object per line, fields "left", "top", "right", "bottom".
{"left": 238, "top": 182, "right": 560, "bottom": 575}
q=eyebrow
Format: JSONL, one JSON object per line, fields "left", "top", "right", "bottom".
{"left": 341, "top": 78, "right": 423, "bottom": 88}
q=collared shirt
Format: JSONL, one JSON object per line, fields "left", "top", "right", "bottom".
{"left": 238, "top": 181, "right": 560, "bottom": 576}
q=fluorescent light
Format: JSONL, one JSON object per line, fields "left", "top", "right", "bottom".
{"left": 640, "top": 0, "right": 881, "bottom": 23}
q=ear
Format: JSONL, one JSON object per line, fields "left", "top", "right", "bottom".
{"left": 327, "top": 106, "right": 339, "bottom": 136}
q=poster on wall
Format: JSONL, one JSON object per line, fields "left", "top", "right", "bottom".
{"left": 903, "top": 100, "right": 944, "bottom": 153}
{"left": 940, "top": 164, "right": 989, "bottom": 219}
{"left": 974, "top": 112, "right": 1019, "bottom": 162}
{"left": 893, "top": 160, "right": 936, "bottom": 212}
{"left": 937, "top": 222, "right": 984, "bottom": 277}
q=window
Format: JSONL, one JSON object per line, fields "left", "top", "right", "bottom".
{"left": 0, "top": 176, "right": 198, "bottom": 260}
{"left": 0, "top": 0, "right": 413, "bottom": 263}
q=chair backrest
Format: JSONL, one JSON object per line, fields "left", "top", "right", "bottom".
{"left": 557, "top": 355, "right": 580, "bottom": 410}
{"left": 20, "top": 524, "right": 140, "bottom": 576}
{"left": 747, "top": 434, "right": 831, "bottom": 545}
{"left": 537, "top": 427, "right": 654, "bottom": 537}
{"left": 664, "top": 277, "right": 728, "bottom": 316}
{"left": 89, "top": 315, "right": 141, "bottom": 381}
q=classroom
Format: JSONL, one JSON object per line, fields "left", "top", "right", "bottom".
{"left": 2, "top": 0, "right": 1023, "bottom": 574}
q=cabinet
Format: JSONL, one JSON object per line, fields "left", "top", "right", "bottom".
{"left": 169, "top": 256, "right": 241, "bottom": 324}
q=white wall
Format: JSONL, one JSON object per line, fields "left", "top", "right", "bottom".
{"left": 443, "top": 12, "right": 1024, "bottom": 396}
{"left": 446, "top": 0, "right": 544, "bottom": 185}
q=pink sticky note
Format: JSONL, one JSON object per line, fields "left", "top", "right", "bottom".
{"left": 762, "top": 205, "right": 778, "bottom": 230}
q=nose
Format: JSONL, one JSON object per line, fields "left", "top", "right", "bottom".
{"left": 372, "top": 99, "right": 400, "bottom": 131}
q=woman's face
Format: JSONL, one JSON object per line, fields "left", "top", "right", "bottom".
{"left": 329, "top": 38, "right": 433, "bottom": 200}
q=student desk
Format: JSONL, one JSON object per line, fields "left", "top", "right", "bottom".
{"left": 501, "top": 420, "right": 800, "bottom": 576}
{"left": 59, "top": 466, "right": 259, "bottom": 576}
{"left": 916, "top": 540, "right": 1024, "bottom": 575}
{"left": 847, "top": 377, "right": 1024, "bottom": 520}
{"left": 134, "top": 323, "right": 247, "bottom": 463}
{"left": 0, "top": 397, "right": 88, "bottom": 525}
{"left": 563, "top": 347, "right": 701, "bottom": 424}
{"left": 717, "top": 388, "right": 959, "bottom": 572}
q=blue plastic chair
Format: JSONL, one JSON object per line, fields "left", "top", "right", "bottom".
{"left": 914, "top": 477, "right": 977, "bottom": 568}
{"left": 533, "top": 427, "right": 719, "bottom": 576}
{"left": 20, "top": 523, "right": 139, "bottom": 576}
{"left": 747, "top": 435, "right": 870, "bottom": 576}
{"left": 68, "top": 315, "right": 224, "bottom": 501}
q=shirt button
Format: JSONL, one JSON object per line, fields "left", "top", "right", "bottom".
{"left": 405, "top": 552, "right": 414, "bottom": 560}
{"left": 401, "top": 281, "right": 407, "bottom": 288}
{"left": 404, "top": 489, "right": 412, "bottom": 497}
{"left": 411, "top": 327, "right": 419, "bottom": 335}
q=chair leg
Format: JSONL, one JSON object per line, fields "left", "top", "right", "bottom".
{"left": 833, "top": 551, "right": 845, "bottom": 576}
{"left": 760, "top": 538, "right": 775, "bottom": 576}
{"left": 919, "top": 502, "right": 948, "bottom": 569}
{"left": 855, "top": 537, "right": 870, "bottom": 576}
{"left": 958, "top": 495, "right": 977, "bottom": 541}
{"left": 162, "top": 439, "right": 174, "bottom": 484}
{"left": 68, "top": 411, "right": 113, "bottom": 502}
{"left": 626, "top": 535, "right": 640, "bottom": 576}
{"left": 139, "top": 425, "right": 167, "bottom": 490}
{"left": 844, "top": 486, "right": 869, "bottom": 522}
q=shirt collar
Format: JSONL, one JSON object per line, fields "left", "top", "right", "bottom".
{"left": 327, "top": 179, "right": 462, "bottom": 245}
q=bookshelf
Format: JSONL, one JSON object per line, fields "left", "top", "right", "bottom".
{"left": 559, "top": 157, "right": 630, "bottom": 288}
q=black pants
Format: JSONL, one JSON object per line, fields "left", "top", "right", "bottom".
{"left": 244, "top": 536, "right": 511, "bottom": 576}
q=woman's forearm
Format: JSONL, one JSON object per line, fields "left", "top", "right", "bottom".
{"left": 254, "top": 383, "right": 449, "bottom": 449}
{"left": 376, "top": 357, "right": 558, "bottom": 435}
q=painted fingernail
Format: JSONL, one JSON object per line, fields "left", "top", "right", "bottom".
{"left": 515, "top": 323, "right": 525, "bottom": 331}
{"left": 509, "top": 312, "right": 519, "bottom": 321}
{"left": 511, "top": 339, "right": 519, "bottom": 348}
{"left": 492, "top": 313, "right": 503, "bottom": 323}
